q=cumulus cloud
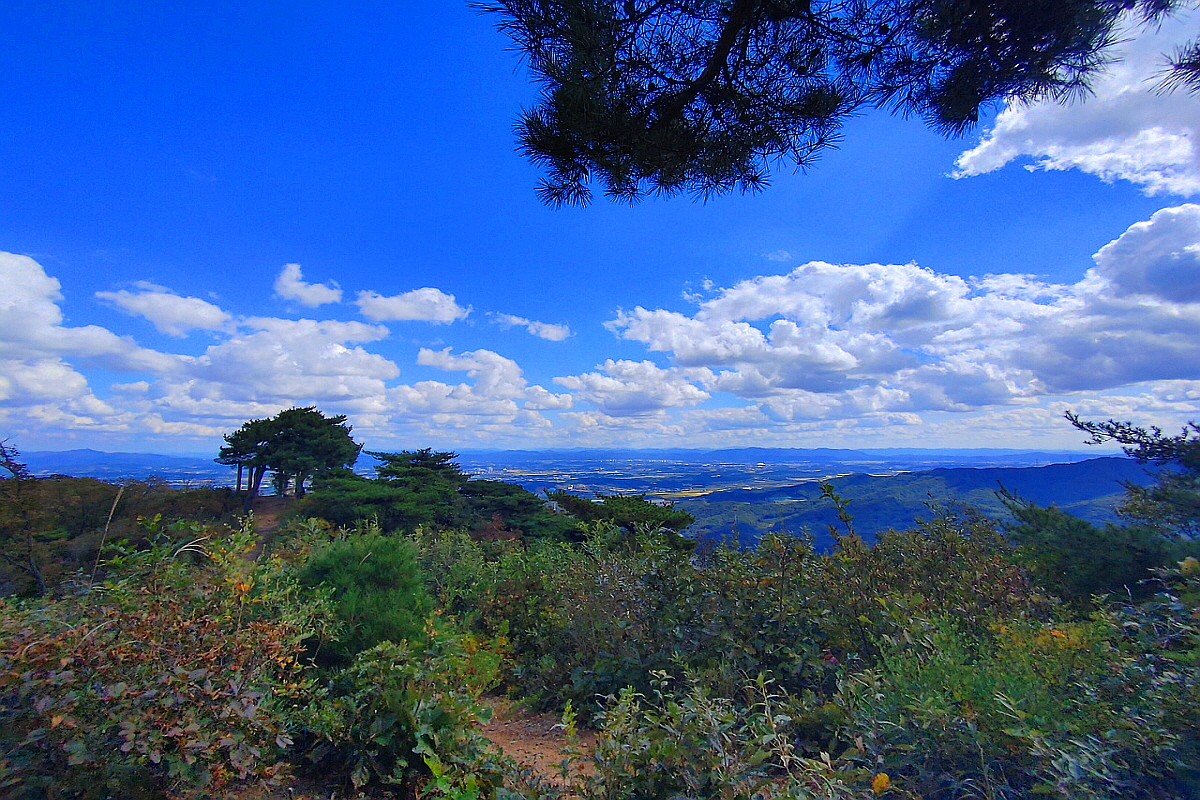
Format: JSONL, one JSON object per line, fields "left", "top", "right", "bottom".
{"left": 953, "top": 9, "right": 1200, "bottom": 195}
{"left": 97, "top": 282, "right": 232, "bottom": 336}
{"left": 0, "top": 358, "right": 92, "bottom": 404}
{"left": 0, "top": 252, "right": 583, "bottom": 444}
{"left": 365, "top": 347, "right": 570, "bottom": 435}
{"left": 189, "top": 317, "right": 398, "bottom": 403}
{"left": 0, "top": 252, "right": 189, "bottom": 438}
{"left": 356, "top": 287, "right": 469, "bottom": 323}
{"left": 274, "top": 263, "right": 342, "bottom": 307}
{"left": 0, "top": 253, "right": 185, "bottom": 374}
{"left": 417, "top": 347, "right": 528, "bottom": 399}
{"left": 491, "top": 312, "right": 572, "bottom": 341}
{"left": 554, "top": 360, "right": 711, "bottom": 416}
{"left": 414, "top": 346, "right": 571, "bottom": 410}
{"left": 605, "top": 207, "right": 1200, "bottom": 421}
{"left": 1090, "top": 203, "right": 1200, "bottom": 302}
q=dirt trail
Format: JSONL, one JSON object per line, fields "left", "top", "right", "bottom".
{"left": 480, "top": 698, "right": 596, "bottom": 785}
{"left": 249, "top": 495, "right": 291, "bottom": 534}
{"left": 243, "top": 495, "right": 292, "bottom": 560}
{"left": 238, "top": 501, "right": 596, "bottom": 792}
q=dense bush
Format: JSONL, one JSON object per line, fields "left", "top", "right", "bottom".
{"left": 0, "top": 472, "right": 242, "bottom": 596}
{"left": 6, "top": 435, "right": 1199, "bottom": 800}
{"left": 304, "top": 451, "right": 584, "bottom": 541}
{"left": 0, "top": 521, "right": 329, "bottom": 799}
{"left": 1004, "top": 493, "right": 1197, "bottom": 605}
{"left": 295, "top": 522, "right": 433, "bottom": 663}
{"left": 413, "top": 511, "right": 1045, "bottom": 720}
{"left": 811, "top": 508, "right": 1048, "bottom": 662}
{"left": 295, "top": 634, "right": 505, "bottom": 795}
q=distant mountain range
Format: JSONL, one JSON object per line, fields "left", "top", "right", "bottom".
{"left": 678, "top": 456, "right": 1153, "bottom": 549}
{"left": 16, "top": 449, "right": 1146, "bottom": 550}
{"left": 22, "top": 449, "right": 230, "bottom": 485}
{"left": 21, "top": 446, "right": 1109, "bottom": 485}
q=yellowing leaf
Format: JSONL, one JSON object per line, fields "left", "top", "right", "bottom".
{"left": 872, "top": 772, "right": 891, "bottom": 794}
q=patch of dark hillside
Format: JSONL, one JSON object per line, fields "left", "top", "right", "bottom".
{"left": 680, "top": 457, "right": 1151, "bottom": 550}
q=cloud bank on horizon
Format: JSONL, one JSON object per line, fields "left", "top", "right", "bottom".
{"left": 1, "top": 9, "right": 1198, "bottom": 453}
{"left": 3, "top": 201, "right": 1198, "bottom": 451}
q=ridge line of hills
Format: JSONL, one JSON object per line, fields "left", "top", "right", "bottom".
{"left": 14, "top": 448, "right": 1148, "bottom": 550}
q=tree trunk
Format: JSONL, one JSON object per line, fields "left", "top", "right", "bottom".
{"left": 244, "top": 465, "right": 266, "bottom": 512}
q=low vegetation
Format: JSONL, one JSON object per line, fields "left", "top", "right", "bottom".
{"left": 1, "top": 414, "right": 1198, "bottom": 799}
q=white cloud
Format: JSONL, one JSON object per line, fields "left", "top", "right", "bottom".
{"left": 96, "top": 282, "right": 232, "bottom": 336}
{"left": 417, "top": 347, "right": 528, "bottom": 398}
{"left": 491, "top": 312, "right": 572, "bottom": 341}
{"left": 0, "top": 358, "right": 92, "bottom": 404}
{"left": 557, "top": 409, "right": 687, "bottom": 440}
{"left": 0, "top": 252, "right": 192, "bottom": 438}
{"left": 0, "top": 253, "right": 186, "bottom": 374}
{"left": 368, "top": 347, "right": 569, "bottom": 435}
{"left": 1090, "top": 203, "right": 1200, "bottom": 302}
{"left": 0, "top": 253, "right": 581, "bottom": 445}
{"left": 411, "top": 346, "right": 572, "bottom": 412}
{"left": 554, "top": 360, "right": 711, "bottom": 416}
{"left": 190, "top": 317, "right": 398, "bottom": 402}
{"left": 954, "top": 9, "right": 1200, "bottom": 195}
{"left": 0, "top": 252, "right": 69, "bottom": 335}
{"left": 274, "top": 263, "right": 342, "bottom": 307}
{"left": 356, "top": 287, "right": 469, "bottom": 323}
{"left": 604, "top": 207, "right": 1200, "bottom": 420}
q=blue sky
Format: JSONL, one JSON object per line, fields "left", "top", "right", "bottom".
{"left": 2, "top": 1, "right": 1198, "bottom": 455}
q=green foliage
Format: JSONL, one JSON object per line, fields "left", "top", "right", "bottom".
{"left": 575, "top": 675, "right": 806, "bottom": 799}
{"left": 1067, "top": 412, "right": 1200, "bottom": 539}
{"left": 417, "top": 508, "right": 1044, "bottom": 718}
{"left": 0, "top": 520, "right": 330, "bottom": 799}
{"left": 296, "top": 524, "right": 433, "bottom": 662}
{"left": 307, "top": 450, "right": 583, "bottom": 541}
{"left": 0, "top": 464, "right": 241, "bottom": 597}
{"left": 479, "top": 0, "right": 1188, "bottom": 205}
{"left": 499, "top": 675, "right": 865, "bottom": 800}
{"left": 373, "top": 448, "right": 470, "bottom": 487}
{"left": 836, "top": 610, "right": 1199, "bottom": 799}
{"left": 10, "top": 438, "right": 1199, "bottom": 800}
{"left": 1003, "top": 493, "right": 1184, "bottom": 604}
{"left": 304, "top": 468, "right": 459, "bottom": 531}
{"left": 217, "top": 406, "right": 361, "bottom": 498}
{"left": 462, "top": 480, "right": 583, "bottom": 542}
{"left": 295, "top": 636, "right": 505, "bottom": 795}
{"left": 812, "top": 508, "right": 1046, "bottom": 660}
{"left": 549, "top": 491, "right": 694, "bottom": 532}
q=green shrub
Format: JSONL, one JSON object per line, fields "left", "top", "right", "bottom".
{"left": 295, "top": 636, "right": 505, "bottom": 795}
{"left": 0, "top": 521, "right": 328, "bottom": 799}
{"left": 296, "top": 524, "right": 433, "bottom": 662}
{"left": 1003, "top": 495, "right": 1185, "bottom": 605}
{"left": 835, "top": 611, "right": 1196, "bottom": 799}
{"left": 812, "top": 508, "right": 1047, "bottom": 662}
{"left": 508, "top": 674, "right": 866, "bottom": 800}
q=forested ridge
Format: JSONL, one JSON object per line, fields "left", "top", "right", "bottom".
{"left": 1, "top": 412, "right": 1199, "bottom": 799}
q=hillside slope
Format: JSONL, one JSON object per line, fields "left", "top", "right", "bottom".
{"left": 680, "top": 456, "right": 1152, "bottom": 549}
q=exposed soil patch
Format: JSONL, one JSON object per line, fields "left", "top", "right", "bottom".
{"left": 480, "top": 697, "right": 595, "bottom": 786}
{"left": 250, "top": 495, "right": 292, "bottom": 535}
{"left": 244, "top": 495, "right": 294, "bottom": 560}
